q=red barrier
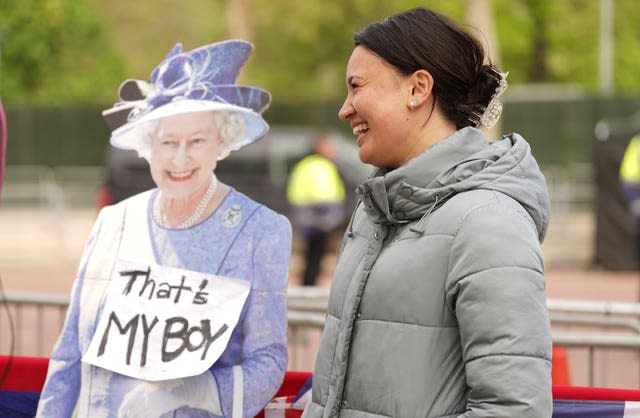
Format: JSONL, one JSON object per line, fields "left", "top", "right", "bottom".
{"left": 553, "top": 384, "right": 640, "bottom": 402}
{"left": 0, "top": 355, "right": 49, "bottom": 392}
{"left": 4, "top": 356, "right": 640, "bottom": 415}
{"left": 0, "top": 356, "right": 311, "bottom": 417}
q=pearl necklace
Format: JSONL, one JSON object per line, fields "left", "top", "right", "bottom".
{"left": 153, "top": 174, "right": 218, "bottom": 229}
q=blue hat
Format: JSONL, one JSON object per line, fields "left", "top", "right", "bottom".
{"left": 103, "top": 40, "right": 271, "bottom": 160}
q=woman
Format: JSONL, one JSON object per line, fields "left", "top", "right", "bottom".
{"left": 303, "top": 8, "right": 552, "bottom": 418}
{"left": 36, "top": 40, "right": 292, "bottom": 418}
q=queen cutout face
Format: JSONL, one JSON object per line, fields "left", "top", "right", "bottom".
{"left": 149, "top": 111, "right": 224, "bottom": 202}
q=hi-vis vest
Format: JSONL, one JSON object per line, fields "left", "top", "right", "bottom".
{"left": 287, "top": 155, "right": 345, "bottom": 205}
{"left": 621, "top": 135, "right": 640, "bottom": 184}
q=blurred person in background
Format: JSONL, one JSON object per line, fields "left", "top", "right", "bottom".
{"left": 303, "top": 7, "right": 552, "bottom": 418}
{"left": 37, "top": 40, "right": 291, "bottom": 418}
{"left": 620, "top": 133, "right": 640, "bottom": 262}
{"left": 286, "top": 132, "right": 346, "bottom": 286}
{"left": 95, "top": 145, "right": 156, "bottom": 210}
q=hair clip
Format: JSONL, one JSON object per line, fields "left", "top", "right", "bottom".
{"left": 474, "top": 70, "right": 509, "bottom": 129}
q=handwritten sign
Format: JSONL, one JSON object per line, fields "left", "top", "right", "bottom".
{"left": 82, "top": 259, "right": 250, "bottom": 381}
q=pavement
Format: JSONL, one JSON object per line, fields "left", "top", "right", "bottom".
{"left": 1, "top": 206, "right": 639, "bottom": 388}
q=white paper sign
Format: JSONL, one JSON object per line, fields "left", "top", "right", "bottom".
{"left": 82, "top": 259, "right": 250, "bottom": 381}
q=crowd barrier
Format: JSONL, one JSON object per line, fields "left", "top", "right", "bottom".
{"left": 3, "top": 355, "right": 640, "bottom": 417}
{"left": 8, "top": 289, "right": 640, "bottom": 386}
{"left": 0, "top": 355, "right": 311, "bottom": 418}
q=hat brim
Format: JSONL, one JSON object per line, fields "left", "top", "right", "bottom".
{"left": 108, "top": 99, "right": 269, "bottom": 160}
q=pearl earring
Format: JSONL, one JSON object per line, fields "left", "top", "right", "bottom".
{"left": 408, "top": 99, "right": 418, "bottom": 110}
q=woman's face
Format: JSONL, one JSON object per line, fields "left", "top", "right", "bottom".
{"left": 338, "top": 46, "right": 414, "bottom": 168}
{"left": 149, "top": 111, "right": 223, "bottom": 200}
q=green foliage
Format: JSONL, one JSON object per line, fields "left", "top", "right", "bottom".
{"left": 90, "top": 0, "right": 227, "bottom": 80}
{"left": 544, "top": 1, "right": 600, "bottom": 87}
{"left": 1, "top": 0, "right": 639, "bottom": 106}
{"left": 0, "top": 0, "right": 126, "bottom": 105}
{"left": 495, "top": 0, "right": 640, "bottom": 93}
{"left": 248, "top": 0, "right": 463, "bottom": 100}
{"left": 615, "top": 0, "right": 640, "bottom": 95}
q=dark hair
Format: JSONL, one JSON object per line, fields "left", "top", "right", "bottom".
{"left": 354, "top": 7, "right": 501, "bottom": 129}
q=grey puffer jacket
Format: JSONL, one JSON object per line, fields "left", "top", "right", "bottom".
{"left": 302, "top": 127, "right": 552, "bottom": 418}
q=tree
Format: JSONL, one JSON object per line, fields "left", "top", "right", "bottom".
{"left": 247, "top": 0, "right": 463, "bottom": 101}
{"left": 492, "top": 0, "right": 640, "bottom": 94}
{"left": 2, "top": 0, "right": 640, "bottom": 106}
{"left": 465, "top": 0, "right": 501, "bottom": 65}
{"left": 0, "top": 0, "right": 126, "bottom": 105}
{"left": 92, "top": 0, "right": 227, "bottom": 82}
{"left": 614, "top": 0, "right": 640, "bottom": 95}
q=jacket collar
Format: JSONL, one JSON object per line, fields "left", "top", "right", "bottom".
{"left": 353, "top": 126, "right": 550, "bottom": 243}
{"left": 356, "top": 127, "right": 488, "bottom": 225}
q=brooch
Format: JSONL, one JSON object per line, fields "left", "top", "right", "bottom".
{"left": 222, "top": 205, "right": 242, "bottom": 228}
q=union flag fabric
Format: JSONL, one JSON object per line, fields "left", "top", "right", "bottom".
{"left": 4, "top": 356, "right": 640, "bottom": 417}
{"left": 260, "top": 379, "right": 640, "bottom": 418}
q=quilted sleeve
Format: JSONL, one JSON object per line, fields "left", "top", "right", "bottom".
{"left": 446, "top": 195, "right": 552, "bottom": 418}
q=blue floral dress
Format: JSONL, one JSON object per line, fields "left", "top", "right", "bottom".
{"left": 36, "top": 188, "right": 292, "bottom": 418}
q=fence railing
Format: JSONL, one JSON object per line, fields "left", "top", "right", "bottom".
{"left": 4, "top": 288, "right": 640, "bottom": 383}
{"left": 2, "top": 165, "right": 103, "bottom": 208}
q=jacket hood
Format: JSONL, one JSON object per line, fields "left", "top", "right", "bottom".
{"left": 356, "top": 127, "right": 551, "bottom": 242}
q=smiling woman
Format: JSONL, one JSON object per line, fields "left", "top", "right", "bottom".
{"left": 36, "top": 40, "right": 292, "bottom": 418}
{"left": 304, "top": 7, "right": 552, "bottom": 418}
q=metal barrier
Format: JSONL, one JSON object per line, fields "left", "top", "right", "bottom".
{"left": 543, "top": 163, "right": 594, "bottom": 212}
{"left": 0, "top": 288, "right": 331, "bottom": 370}
{"left": 2, "top": 165, "right": 103, "bottom": 208}
{"left": 4, "top": 288, "right": 640, "bottom": 382}
{"left": 0, "top": 291, "right": 69, "bottom": 358}
{"left": 546, "top": 298, "right": 640, "bottom": 386}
